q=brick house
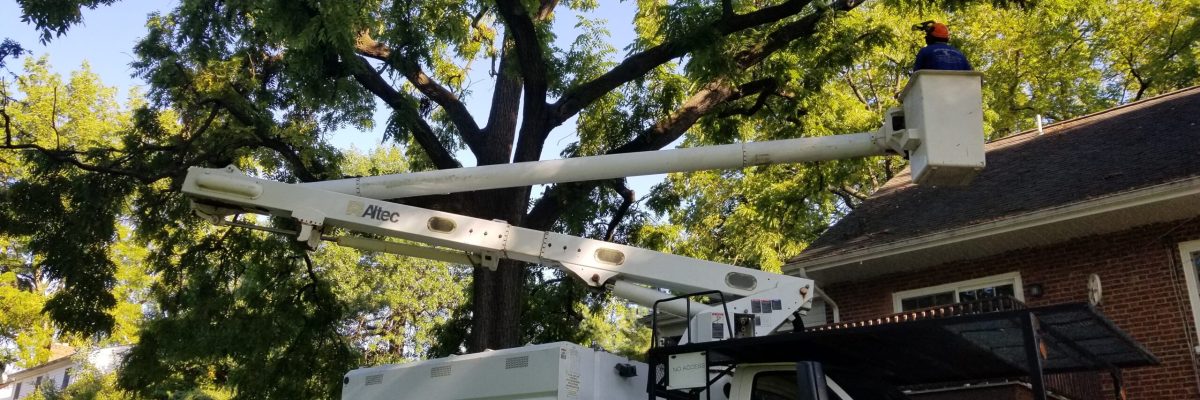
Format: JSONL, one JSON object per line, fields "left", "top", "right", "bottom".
{"left": 785, "top": 87, "right": 1200, "bottom": 399}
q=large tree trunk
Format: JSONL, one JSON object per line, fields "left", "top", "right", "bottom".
{"left": 465, "top": 188, "right": 529, "bottom": 352}
{"left": 468, "top": 261, "right": 524, "bottom": 351}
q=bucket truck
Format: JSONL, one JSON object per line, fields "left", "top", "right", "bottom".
{"left": 180, "top": 71, "right": 988, "bottom": 399}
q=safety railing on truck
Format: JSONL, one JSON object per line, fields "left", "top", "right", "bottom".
{"left": 811, "top": 295, "right": 1027, "bottom": 332}
{"left": 648, "top": 290, "right": 732, "bottom": 349}
{"left": 821, "top": 296, "right": 1106, "bottom": 400}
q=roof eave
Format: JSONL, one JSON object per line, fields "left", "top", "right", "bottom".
{"left": 785, "top": 176, "right": 1200, "bottom": 276}
{"left": 2, "top": 355, "right": 76, "bottom": 383}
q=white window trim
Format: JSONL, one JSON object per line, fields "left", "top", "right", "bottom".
{"left": 1177, "top": 239, "right": 1200, "bottom": 353}
{"left": 892, "top": 271, "right": 1024, "bottom": 312}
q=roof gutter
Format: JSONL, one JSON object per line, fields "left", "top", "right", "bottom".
{"left": 787, "top": 176, "right": 1200, "bottom": 275}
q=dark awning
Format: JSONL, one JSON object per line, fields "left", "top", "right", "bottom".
{"left": 647, "top": 303, "right": 1157, "bottom": 387}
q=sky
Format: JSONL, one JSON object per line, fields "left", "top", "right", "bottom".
{"left": 0, "top": 1, "right": 670, "bottom": 198}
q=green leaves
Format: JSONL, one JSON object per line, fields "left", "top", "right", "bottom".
{"left": 16, "top": 0, "right": 120, "bottom": 43}
{"left": 0, "top": 39, "right": 28, "bottom": 69}
{"left": 3, "top": 1, "right": 1197, "bottom": 398}
{"left": 0, "top": 58, "right": 156, "bottom": 375}
{"left": 639, "top": 0, "right": 1200, "bottom": 278}
{"left": 0, "top": 270, "right": 55, "bottom": 369}
{"left": 119, "top": 228, "right": 358, "bottom": 399}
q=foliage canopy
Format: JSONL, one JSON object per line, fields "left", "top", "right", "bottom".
{"left": 1, "top": 0, "right": 1197, "bottom": 398}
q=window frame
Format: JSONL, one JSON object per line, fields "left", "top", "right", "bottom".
{"left": 892, "top": 272, "right": 1024, "bottom": 313}
{"left": 750, "top": 370, "right": 798, "bottom": 400}
{"left": 1177, "top": 239, "right": 1200, "bottom": 353}
{"left": 747, "top": 369, "right": 849, "bottom": 400}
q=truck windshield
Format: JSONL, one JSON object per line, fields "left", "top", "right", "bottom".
{"left": 751, "top": 371, "right": 844, "bottom": 400}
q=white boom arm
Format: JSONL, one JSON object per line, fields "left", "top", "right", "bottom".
{"left": 300, "top": 70, "right": 986, "bottom": 198}
{"left": 183, "top": 166, "right": 815, "bottom": 342}
{"left": 301, "top": 133, "right": 883, "bottom": 199}
{"left": 180, "top": 71, "right": 984, "bottom": 344}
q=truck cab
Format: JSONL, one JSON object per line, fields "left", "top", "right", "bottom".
{"left": 728, "top": 363, "right": 852, "bottom": 400}
{"left": 338, "top": 343, "right": 857, "bottom": 400}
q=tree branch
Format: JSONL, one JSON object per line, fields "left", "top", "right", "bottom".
{"left": 1, "top": 108, "right": 164, "bottom": 183}
{"left": 481, "top": 38, "right": 521, "bottom": 165}
{"left": 609, "top": 78, "right": 774, "bottom": 155}
{"left": 536, "top": 0, "right": 559, "bottom": 19}
{"left": 491, "top": 0, "right": 549, "bottom": 98}
{"left": 530, "top": 0, "right": 863, "bottom": 229}
{"left": 0, "top": 142, "right": 161, "bottom": 182}
{"left": 718, "top": 78, "right": 777, "bottom": 117}
{"left": 1125, "top": 52, "right": 1151, "bottom": 100}
{"left": 527, "top": 79, "right": 754, "bottom": 228}
{"left": 355, "top": 34, "right": 485, "bottom": 153}
{"left": 830, "top": 188, "right": 858, "bottom": 210}
{"left": 550, "top": 0, "right": 814, "bottom": 126}
{"left": 844, "top": 70, "right": 868, "bottom": 106}
{"left": 51, "top": 85, "right": 61, "bottom": 149}
{"left": 495, "top": 0, "right": 554, "bottom": 163}
{"left": 843, "top": 185, "right": 868, "bottom": 201}
{"left": 476, "top": 2, "right": 556, "bottom": 166}
{"left": 345, "top": 55, "right": 462, "bottom": 170}
{"left": 734, "top": 0, "right": 861, "bottom": 68}
{"left": 603, "top": 179, "right": 635, "bottom": 242}
{"left": 1, "top": 95, "right": 296, "bottom": 187}
{"left": 210, "top": 90, "right": 325, "bottom": 181}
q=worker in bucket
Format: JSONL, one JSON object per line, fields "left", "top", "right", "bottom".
{"left": 912, "top": 21, "right": 972, "bottom": 71}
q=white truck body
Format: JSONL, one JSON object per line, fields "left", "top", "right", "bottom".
{"left": 341, "top": 346, "right": 860, "bottom": 400}
{"left": 341, "top": 342, "right": 649, "bottom": 400}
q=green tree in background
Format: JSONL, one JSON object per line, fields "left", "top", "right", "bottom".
{"left": 1, "top": 58, "right": 469, "bottom": 397}
{"left": 644, "top": 0, "right": 1199, "bottom": 280}
{"left": 2, "top": 0, "right": 1198, "bottom": 398}
{"left": 0, "top": 58, "right": 152, "bottom": 373}
{"left": 12, "top": 0, "right": 880, "bottom": 364}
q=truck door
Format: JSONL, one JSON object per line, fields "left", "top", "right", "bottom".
{"left": 735, "top": 364, "right": 851, "bottom": 400}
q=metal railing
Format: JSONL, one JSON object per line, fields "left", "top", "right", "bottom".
{"left": 1044, "top": 371, "right": 1105, "bottom": 400}
{"left": 815, "top": 296, "right": 1106, "bottom": 400}
{"left": 812, "top": 295, "right": 1027, "bottom": 332}
{"left": 649, "top": 290, "right": 731, "bottom": 349}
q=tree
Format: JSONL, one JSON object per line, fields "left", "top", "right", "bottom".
{"left": 643, "top": 0, "right": 1200, "bottom": 280}
{"left": 0, "top": 58, "right": 152, "bottom": 372}
{"left": 0, "top": 39, "right": 28, "bottom": 69}
{"left": 11, "top": 0, "right": 881, "bottom": 353}
{"left": 9, "top": 0, "right": 1195, "bottom": 398}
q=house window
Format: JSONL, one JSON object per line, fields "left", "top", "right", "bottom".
{"left": 892, "top": 272, "right": 1023, "bottom": 312}
{"left": 1177, "top": 240, "right": 1200, "bottom": 352}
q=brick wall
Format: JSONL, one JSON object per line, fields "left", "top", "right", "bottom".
{"left": 821, "top": 218, "right": 1200, "bottom": 399}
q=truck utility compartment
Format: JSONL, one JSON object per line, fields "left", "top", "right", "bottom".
{"left": 341, "top": 342, "right": 647, "bottom": 400}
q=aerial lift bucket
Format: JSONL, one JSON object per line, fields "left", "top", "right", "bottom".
{"left": 888, "top": 70, "right": 987, "bottom": 186}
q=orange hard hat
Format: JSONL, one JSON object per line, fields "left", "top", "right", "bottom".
{"left": 928, "top": 22, "right": 950, "bottom": 40}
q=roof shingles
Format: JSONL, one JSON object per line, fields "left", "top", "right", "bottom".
{"left": 793, "top": 87, "right": 1200, "bottom": 263}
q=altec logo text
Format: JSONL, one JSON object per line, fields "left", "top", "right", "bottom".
{"left": 360, "top": 204, "right": 403, "bottom": 223}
